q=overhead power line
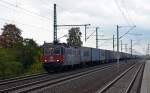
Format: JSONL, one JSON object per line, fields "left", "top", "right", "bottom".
{"left": 0, "top": 18, "right": 50, "bottom": 31}
{"left": 128, "top": 33, "right": 142, "bottom": 36}
{"left": 121, "top": 0, "right": 135, "bottom": 25}
{"left": 86, "top": 31, "right": 96, "bottom": 40}
{"left": 0, "top": 3, "right": 44, "bottom": 23}
{"left": 0, "top": 0, "right": 51, "bottom": 20}
{"left": 99, "top": 38, "right": 114, "bottom": 40}
{"left": 114, "top": 0, "right": 131, "bottom": 26}
{"left": 119, "top": 25, "right": 136, "bottom": 39}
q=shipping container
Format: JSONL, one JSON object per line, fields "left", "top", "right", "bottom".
{"left": 91, "top": 48, "right": 100, "bottom": 63}
{"left": 64, "top": 47, "right": 80, "bottom": 65}
{"left": 99, "top": 49, "right": 106, "bottom": 63}
{"left": 80, "top": 47, "right": 92, "bottom": 64}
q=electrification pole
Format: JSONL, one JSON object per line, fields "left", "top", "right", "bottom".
{"left": 53, "top": 3, "right": 57, "bottom": 43}
{"left": 113, "top": 35, "right": 115, "bottom": 52}
{"left": 96, "top": 27, "right": 98, "bottom": 48}
{"left": 53, "top": 4, "right": 90, "bottom": 43}
{"left": 117, "top": 25, "right": 120, "bottom": 64}
{"left": 113, "top": 35, "right": 115, "bottom": 62}
{"left": 125, "top": 44, "right": 128, "bottom": 62}
{"left": 131, "top": 40, "right": 132, "bottom": 56}
{"left": 85, "top": 25, "right": 88, "bottom": 42}
{"left": 148, "top": 45, "right": 149, "bottom": 56}
{"left": 125, "top": 44, "right": 128, "bottom": 53}
{"left": 148, "top": 44, "right": 150, "bottom": 56}
{"left": 121, "top": 40, "right": 122, "bottom": 52}
{"left": 57, "top": 24, "right": 90, "bottom": 42}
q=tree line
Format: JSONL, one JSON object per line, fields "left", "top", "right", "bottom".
{"left": 0, "top": 24, "right": 43, "bottom": 79}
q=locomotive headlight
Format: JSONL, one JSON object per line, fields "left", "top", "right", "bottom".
{"left": 57, "top": 60, "right": 59, "bottom": 62}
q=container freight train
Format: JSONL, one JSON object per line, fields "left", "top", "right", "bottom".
{"left": 41, "top": 43, "right": 137, "bottom": 72}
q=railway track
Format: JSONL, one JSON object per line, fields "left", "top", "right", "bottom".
{"left": 96, "top": 62, "right": 145, "bottom": 93}
{"left": 0, "top": 73, "right": 48, "bottom": 85}
{"left": 0, "top": 60, "right": 137, "bottom": 93}
{"left": 16, "top": 62, "right": 135, "bottom": 93}
{"left": 15, "top": 65, "right": 115, "bottom": 93}
{"left": 0, "top": 73, "right": 46, "bottom": 82}
{"left": 0, "top": 63, "right": 117, "bottom": 93}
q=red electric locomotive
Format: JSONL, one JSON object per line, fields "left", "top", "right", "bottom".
{"left": 41, "top": 43, "right": 81, "bottom": 72}
{"left": 41, "top": 43, "right": 65, "bottom": 72}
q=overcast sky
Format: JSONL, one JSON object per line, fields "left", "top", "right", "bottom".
{"left": 0, "top": 0, "right": 150, "bottom": 54}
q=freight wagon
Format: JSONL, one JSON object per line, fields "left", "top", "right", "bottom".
{"left": 42, "top": 43, "right": 137, "bottom": 72}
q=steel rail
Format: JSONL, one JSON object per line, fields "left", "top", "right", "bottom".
{"left": 1, "top": 65, "right": 114, "bottom": 93}
{"left": 124, "top": 63, "right": 144, "bottom": 93}
{"left": 97, "top": 63, "right": 138, "bottom": 93}
{"left": 0, "top": 73, "right": 48, "bottom": 85}
{"left": 0, "top": 63, "right": 114, "bottom": 85}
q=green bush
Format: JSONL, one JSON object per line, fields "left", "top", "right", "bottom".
{"left": 0, "top": 48, "right": 44, "bottom": 79}
{"left": 26, "top": 61, "right": 44, "bottom": 74}
{"left": 0, "top": 48, "right": 22, "bottom": 79}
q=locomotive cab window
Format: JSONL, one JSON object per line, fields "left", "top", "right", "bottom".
{"left": 54, "top": 48, "right": 61, "bottom": 55}
{"left": 61, "top": 47, "right": 64, "bottom": 55}
{"left": 44, "top": 47, "right": 50, "bottom": 55}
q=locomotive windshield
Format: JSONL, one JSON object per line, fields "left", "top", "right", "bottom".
{"left": 53, "top": 48, "right": 61, "bottom": 55}
{"left": 44, "top": 47, "right": 63, "bottom": 55}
